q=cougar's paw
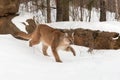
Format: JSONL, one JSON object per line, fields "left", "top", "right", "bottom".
{"left": 56, "top": 60, "right": 62, "bottom": 63}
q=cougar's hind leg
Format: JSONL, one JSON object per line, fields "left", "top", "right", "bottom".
{"left": 42, "top": 44, "right": 49, "bottom": 56}
{"left": 65, "top": 46, "right": 76, "bottom": 56}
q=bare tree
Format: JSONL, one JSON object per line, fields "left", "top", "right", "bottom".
{"left": 79, "top": 0, "right": 84, "bottom": 21}
{"left": 47, "top": 0, "right": 51, "bottom": 23}
{"left": 56, "top": 0, "right": 69, "bottom": 21}
{"left": 56, "top": 0, "right": 63, "bottom": 21}
{"left": 87, "top": 0, "right": 95, "bottom": 22}
{"left": 62, "top": 0, "right": 69, "bottom": 21}
{"left": 115, "top": 0, "right": 119, "bottom": 20}
{"left": 99, "top": 0, "right": 106, "bottom": 21}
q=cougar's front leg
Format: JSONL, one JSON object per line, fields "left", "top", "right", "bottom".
{"left": 51, "top": 45, "right": 62, "bottom": 62}
{"left": 66, "top": 46, "right": 76, "bottom": 56}
{"left": 42, "top": 44, "right": 49, "bottom": 56}
{"left": 51, "top": 34, "right": 62, "bottom": 62}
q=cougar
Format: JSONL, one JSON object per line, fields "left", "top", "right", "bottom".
{"left": 17, "top": 24, "right": 76, "bottom": 62}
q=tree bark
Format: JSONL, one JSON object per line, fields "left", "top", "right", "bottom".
{"left": 79, "top": 0, "right": 84, "bottom": 21}
{"left": 115, "top": 0, "right": 119, "bottom": 20}
{"left": 56, "top": 0, "right": 63, "bottom": 21}
{"left": 62, "top": 0, "right": 69, "bottom": 21}
{"left": 56, "top": 0, "right": 69, "bottom": 21}
{"left": 47, "top": 0, "right": 51, "bottom": 23}
{"left": 99, "top": 0, "right": 106, "bottom": 21}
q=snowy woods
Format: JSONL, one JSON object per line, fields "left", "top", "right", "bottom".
{"left": 1, "top": 0, "right": 120, "bottom": 80}
{"left": 19, "top": 0, "right": 120, "bottom": 22}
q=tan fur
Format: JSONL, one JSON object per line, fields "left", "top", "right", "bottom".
{"left": 17, "top": 24, "right": 76, "bottom": 62}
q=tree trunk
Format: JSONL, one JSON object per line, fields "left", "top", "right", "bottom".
{"left": 88, "top": 10, "right": 91, "bottom": 22}
{"left": 80, "top": 7, "right": 83, "bottom": 21}
{"left": 115, "top": 0, "right": 119, "bottom": 20}
{"left": 62, "top": 0, "right": 69, "bottom": 21}
{"left": 87, "top": 0, "right": 95, "bottom": 22}
{"left": 56, "top": 0, "right": 63, "bottom": 21}
{"left": 47, "top": 0, "right": 51, "bottom": 23}
{"left": 79, "top": 0, "right": 84, "bottom": 21}
{"left": 56, "top": 0, "right": 69, "bottom": 21}
{"left": 99, "top": 0, "right": 106, "bottom": 21}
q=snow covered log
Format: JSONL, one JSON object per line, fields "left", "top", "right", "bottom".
{"left": 0, "top": 0, "right": 19, "bottom": 17}
{"left": 0, "top": 14, "right": 28, "bottom": 40}
{"left": 0, "top": 15, "right": 20, "bottom": 35}
{"left": 74, "top": 28, "right": 120, "bottom": 50}
{"left": 0, "top": 0, "right": 27, "bottom": 40}
{"left": 60, "top": 28, "right": 120, "bottom": 50}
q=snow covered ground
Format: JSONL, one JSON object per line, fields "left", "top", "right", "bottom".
{"left": 1, "top": 35, "right": 120, "bottom": 80}
{"left": 1, "top": 14, "right": 120, "bottom": 80}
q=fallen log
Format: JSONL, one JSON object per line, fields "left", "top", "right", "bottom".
{"left": 59, "top": 28, "right": 120, "bottom": 51}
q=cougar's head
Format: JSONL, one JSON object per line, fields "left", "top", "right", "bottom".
{"left": 62, "top": 31, "right": 75, "bottom": 45}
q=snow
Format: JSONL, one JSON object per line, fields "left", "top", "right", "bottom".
{"left": 48, "top": 21, "right": 120, "bottom": 34}
{"left": 1, "top": 13, "right": 120, "bottom": 80}
{"left": 0, "top": 35, "right": 120, "bottom": 80}
{"left": 1, "top": 35, "right": 120, "bottom": 80}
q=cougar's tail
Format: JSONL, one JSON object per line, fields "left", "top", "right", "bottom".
{"left": 16, "top": 31, "right": 32, "bottom": 40}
